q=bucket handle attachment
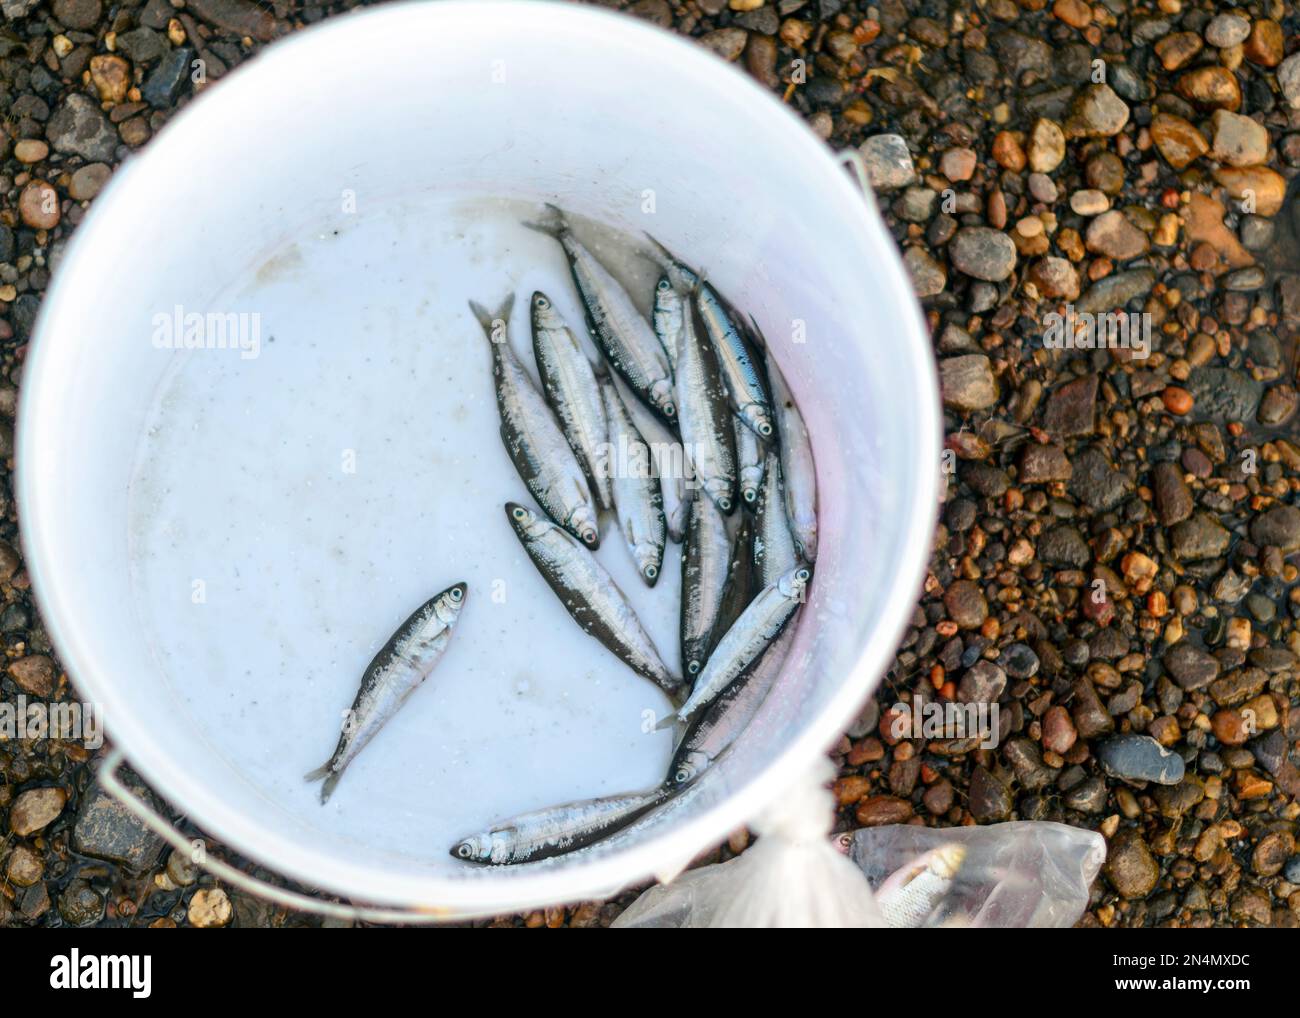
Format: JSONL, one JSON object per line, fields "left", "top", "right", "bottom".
{"left": 98, "top": 747, "right": 454, "bottom": 925}
{"left": 835, "top": 148, "right": 882, "bottom": 216}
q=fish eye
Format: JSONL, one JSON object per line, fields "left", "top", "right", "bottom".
{"left": 456, "top": 843, "right": 473, "bottom": 858}
{"left": 664, "top": 402, "right": 676, "bottom": 416}
{"left": 758, "top": 422, "right": 773, "bottom": 437}
{"left": 657, "top": 279, "right": 671, "bottom": 291}
{"left": 582, "top": 528, "right": 598, "bottom": 544}
{"left": 674, "top": 768, "right": 691, "bottom": 785}
{"left": 449, "top": 587, "right": 463, "bottom": 602}
{"left": 534, "top": 295, "right": 548, "bottom": 307}
{"left": 512, "top": 507, "right": 528, "bottom": 521}
{"left": 645, "top": 565, "right": 658, "bottom": 579}
{"left": 796, "top": 568, "right": 810, "bottom": 581}
{"left": 718, "top": 498, "right": 732, "bottom": 512}
{"left": 687, "top": 660, "right": 700, "bottom": 675}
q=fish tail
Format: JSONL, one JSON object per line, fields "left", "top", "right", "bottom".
{"left": 654, "top": 711, "right": 682, "bottom": 732}
{"left": 468, "top": 294, "right": 515, "bottom": 335}
{"left": 304, "top": 760, "right": 342, "bottom": 804}
{"left": 521, "top": 202, "right": 567, "bottom": 239}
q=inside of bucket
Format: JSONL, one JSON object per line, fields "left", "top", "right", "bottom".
{"left": 24, "top": 7, "right": 926, "bottom": 901}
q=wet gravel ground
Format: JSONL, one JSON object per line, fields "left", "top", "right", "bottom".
{"left": 4, "top": 0, "right": 1300, "bottom": 928}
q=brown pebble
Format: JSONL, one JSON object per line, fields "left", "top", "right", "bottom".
{"left": 18, "top": 180, "right": 60, "bottom": 230}
{"left": 1162, "top": 386, "right": 1193, "bottom": 415}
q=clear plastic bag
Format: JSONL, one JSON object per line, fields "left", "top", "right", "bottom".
{"left": 613, "top": 760, "right": 1104, "bottom": 928}
{"left": 612, "top": 761, "right": 884, "bottom": 928}
{"left": 848, "top": 821, "right": 1104, "bottom": 929}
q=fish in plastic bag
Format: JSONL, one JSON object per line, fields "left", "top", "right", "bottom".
{"left": 613, "top": 761, "right": 1104, "bottom": 928}
{"left": 849, "top": 820, "right": 1104, "bottom": 928}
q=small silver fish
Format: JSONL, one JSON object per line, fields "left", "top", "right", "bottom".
{"left": 679, "top": 491, "right": 731, "bottom": 680}
{"left": 530, "top": 290, "right": 612, "bottom": 510}
{"left": 652, "top": 275, "right": 685, "bottom": 375}
{"left": 609, "top": 371, "right": 689, "bottom": 544}
{"left": 526, "top": 206, "right": 676, "bottom": 424}
{"left": 876, "top": 844, "right": 966, "bottom": 928}
{"left": 451, "top": 786, "right": 670, "bottom": 865}
{"left": 506, "top": 502, "right": 681, "bottom": 698}
{"left": 305, "top": 582, "right": 467, "bottom": 804}
{"left": 709, "top": 512, "right": 757, "bottom": 660}
{"left": 764, "top": 343, "right": 817, "bottom": 562}
{"left": 753, "top": 451, "right": 799, "bottom": 587}
{"left": 600, "top": 376, "right": 666, "bottom": 585}
{"left": 735, "top": 416, "right": 765, "bottom": 505}
{"left": 471, "top": 295, "right": 600, "bottom": 548}
{"left": 676, "top": 286, "right": 737, "bottom": 515}
{"left": 669, "top": 621, "right": 794, "bottom": 788}
{"left": 664, "top": 565, "right": 810, "bottom": 727}
{"left": 695, "top": 284, "right": 774, "bottom": 440}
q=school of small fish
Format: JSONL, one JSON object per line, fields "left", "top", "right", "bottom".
{"left": 305, "top": 204, "right": 822, "bottom": 868}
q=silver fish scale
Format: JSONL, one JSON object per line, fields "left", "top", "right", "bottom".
{"left": 601, "top": 379, "right": 666, "bottom": 584}
{"left": 492, "top": 339, "right": 599, "bottom": 545}
{"left": 675, "top": 566, "right": 807, "bottom": 723}
{"left": 561, "top": 231, "right": 675, "bottom": 421}
{"left": 531, "top": 295, "right": 612, "bottom": 511}
{"left": 679, "top": 493, "right": 730, "bottom": 679}
{"left": 676, "top": 293, "right": 736, "bottom": 513}
{"left": 652, "top": 277, "right": 684, "bottom": 375}
{"left": 510, "top": 507, "right": 679, "bottom": 695}
{"left": 456, "top": 787, "right": 669, "bottom": 865}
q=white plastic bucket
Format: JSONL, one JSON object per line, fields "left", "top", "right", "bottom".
{"left": 17, "top": 0, "right": 940, "bottom": 917}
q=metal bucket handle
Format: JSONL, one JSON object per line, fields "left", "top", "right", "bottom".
{"left": 98, "top": 747, "right": 455, "bottom": 924}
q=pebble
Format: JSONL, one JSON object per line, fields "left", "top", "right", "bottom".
{"left": 89, "top": 54, "right": 131, "bottom": 104}
{"left": 1210, "top": 110, "right": 1269, "bottom": 167}
{"left": 1204, "top": 14, "right": 1249, "bottom": 48}
{"left": 957, "top": 660, "right": 1005, "bottom": 704}
{"left": 949, "top": 227, "right": 1016, "bottom": 282}
{"left": 1185, "top": 367, "right": 1261, "bottom": 423}
{"left": 1249, "top": 505, "right": 1300, "bottom": 552}
{"left": 1152, "top": 461, "right": 1192, "bottom": 525}
{"left": 58, "top": 880, "right": 104, "bottom": 927}
{"left": 1150, "top": 112, "right": 1208, "bottom": 169}
{"left": 940, "top": 147, "right": 977, "bottom": 182}
{"left": 855, "top": 795, "right": 913, "bottom": 826}
{"left": 1019, "top": 442, "right": 1072, "bottom": 482}
{"left": 1027, "top": 256, "right": 1079, "bottom": 300}
{"left": 1279, "top": 53, "right": 1300, "bottom": 108}
{"left": 47, "top": 93, "right": 119, "bottom": 162}
{"left": 9, "top": 787, "right": 68, "bottom": 836}
{"left": 1065, "top": 84, "right": 1130, "bottom": 138}
{"left": 1164, "top": 642, "right": 1220, "bottom": 690}
{"left": 1069, "top": 189, "right": 1109, "bottom": 216}
{"left": 1042, "top": 375, "right": 1097, "bottom": 437}
{"left": 1042, "top": 705, "right": 1077, "bottom": 755}
{"left": 1212, "top": 165, "right": 1285, "bottom": 216}
{"left": 858, "top": 134, "right": 916, "bottom": 191}
{"left": 142, "top": 46, "right": 194, "bottom": 107}
{"left": 1028, "top": 118, "right": 1065, "bottom": 173}
{"left": 968, "top": 766, "right": 1012, "bottom": 822}
{"left": 72, "top": 773, "right": 166, "bottom": 871}
{"left": 1075, "top": 268, "right": 1155, "bottom": 315}
{"left": 7, "top": 654, "right": 55, "bottom": 696}
{"left": 52, "top": 0, "right": 102, "bottom": 30}
{"left": 1106, "top": 829, "right": 1160, "bottom": 899}
{"left": 1244, "top": 18, "right": 1283, "bottom": 67}
{"left": 13, "top": 139, "right": 49, "bottom": 164}
{"left": 69, "top": 163, "right": 112, "bottom": 202}
{"left": 5, "top": 844, "right": 44, "bottom": 887}
{"left": 188, "top": 887, "right": 234, "bottom": 928}
{"left": 938, "top": 354, "right": 997, "bottom": 412}
{"left": 18, "top": 180, "right": 60, "bottom": 231}
{"left": 1097, "top": 735, "right": 1185, "bottom": 785}
{"left": 903, "top": 246, "right": 945, "bottom": 298}
{"left": 1085, "top": 209, "right": 1149, "bottom": 260}
{"left": 1176, "top": 67, "right": 1242, "bottom": 110}
{"left": 943, "top": 579, "right": 988, "bottom": 629}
